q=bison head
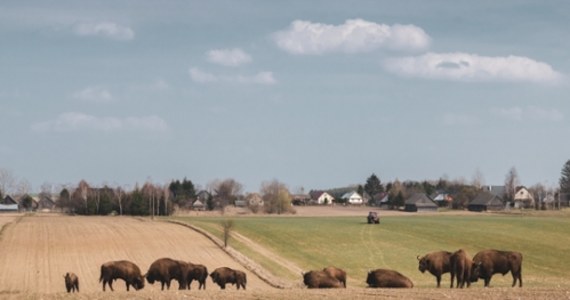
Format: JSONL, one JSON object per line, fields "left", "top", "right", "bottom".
{"left": 417, "top": 256, "right": 428, "bottom": 273}
{"left": 133, "top": 276, "right": 145, "bottom": 290}
{"left": 469, "top": 261, "right": 482, "bottom": 282}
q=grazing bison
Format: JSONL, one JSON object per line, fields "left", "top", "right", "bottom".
{"left": 186, "top": 263, "right": 208, "bottom": 290}
{"left": 367, "top": 211, "right": 380, "bottom": 224}
{"left": 302, "top": 270, "right": 342, "bottom": 289}
{"left": 417, "top": 251, "right": 452, "bottom": 288}
{"left": 323, "top": 266, "right": 347, "bottom": 288}
{"left": 145, "top": 257, "right": 188, "bottom": 290}
{"left": 210, "top": 267, "right": 247, "bottom": 290}
{"left": 450, "top": 249, "right": 473, "bottom": 288}
{"left": 64, "top": 272, "right": 79, "bottom": 293}
{"left": 99, "top": 260, "right": 145, "bottom": 291}
{"left": 366, "top": 269, "right": 414, "bottom": 288}
{"left": 471, "top": 249, "right": 523, "bottom": 287}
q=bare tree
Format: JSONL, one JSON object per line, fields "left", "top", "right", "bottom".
{"left": 208, "top": 178, "right": 243, "bottom": 210}
{"left": 221, "top": 219, "right": 234, "bottom": 248}
{"left": 504, "top": 166, "right": 520, "bottom": 203}
{"left": 471, "top": 169, "right": 485, "bottom": 189}
{"left": 260, "top": 179, "right": 293, "bottom": 214}
{"left": 0, "top": 168, "right": 16, "bottom": 196}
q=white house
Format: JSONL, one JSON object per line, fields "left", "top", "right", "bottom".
{"left": 514, "top": 187, "right": 535, "bottom": 209}
{"left": 309, "top": 191, "right": 335, "bottom": 205}
{"left": 341, "top": 191, "right": 363, "bottom": 205}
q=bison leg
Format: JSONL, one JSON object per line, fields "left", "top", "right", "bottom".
{"left": 512, "top": 271, "right": 522, "bottom": 287}
{"left": 436, "top": 275, "right": 442, "bottom": 288}
{"left": 199, "top": 280, "right": 206, "bottom": 290}
{"left": 484, "top": 276, "right": 491, "bottom": 287}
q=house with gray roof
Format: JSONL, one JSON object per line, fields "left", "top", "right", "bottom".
{"left": 468, "top": 192, "right": 504, "bottom": 212}
{"left": 404, "top": 193, "right": 438, "bottom": 212}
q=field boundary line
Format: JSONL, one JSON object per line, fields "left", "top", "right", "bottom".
{"left": 164, "top": 220, "right": 291, "bottom": 289}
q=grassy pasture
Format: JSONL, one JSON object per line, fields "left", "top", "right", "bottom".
{"left": 173, "top": 212, "right": 570, "bottom": 288}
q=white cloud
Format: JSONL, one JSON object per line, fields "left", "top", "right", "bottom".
{"left": 383, "top": 52, "right": 563, "bottom": 84}
{"left": 272, "top": 19, "right": 430, "bottom": 55}
{"left": 491, "top": 106, "right": 564, "bottom": 122}
{"left": 72, "top": 86, "right": 113, "bottom": 103}
{"left": 31, "top": 112, "right": 168, "bottom": 133}
{"left": 73, "top": 21, "right": 134, "bottom": 41}
{"left": 189, "top": 67, "right": 276, "bottom": 85}
{"left": 207, "top": 48, "right": 252, "bottom": 67}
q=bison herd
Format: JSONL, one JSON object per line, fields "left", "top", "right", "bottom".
{"left": 64, "top": 257, "right": 246, "bottom": 293}
{"left": 302, "top": 248, "right": 522, "bottom": 290}
{"left": 64, "top": 249, "right": 522, "bottom": 293}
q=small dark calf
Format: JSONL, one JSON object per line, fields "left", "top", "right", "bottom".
{"left": 64, "top": 272, "right": 79, "bottom": 293}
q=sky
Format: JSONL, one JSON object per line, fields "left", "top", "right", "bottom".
{"left": 1, "top": 0, "right": 569, "bottom": 193}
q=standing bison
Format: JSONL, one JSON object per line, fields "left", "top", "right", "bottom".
{"left": 471, "top": 249, "right": 523, "bottom": 287}
{"left": 450, "top": 249, "right": 473, "bottom": 288}
{"left": 99, "top": 260, "right": 145, "bottom": 291}
{"left": 323, "top": 266, "right": 347, "bottom": 288}
{"left": 366, "top": 268, "right": 413, "bottom": 288}
{"left": 145, "top": 257, "right": 188, "bottom": 290}
{"left": 64, "top": 272, "right": 79, "bottom": 293}
{"left": 417, "top": 251, "right": 452, "bottom": 288}
{"left": 210, "top": 267, "right": 247, "bottom": 290}
{"left": 302, "top": 270, "right": 342, "bottom": 288}
{"left": 186, "top": 263, "right": 208, "bottom": 290}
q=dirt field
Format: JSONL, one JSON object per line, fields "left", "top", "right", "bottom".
{"left": 0, "top": 211, "right": 568, "bottom": 299}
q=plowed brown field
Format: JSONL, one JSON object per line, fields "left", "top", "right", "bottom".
{"left": 0, "top": 213, "right": 568, "bottom": 299}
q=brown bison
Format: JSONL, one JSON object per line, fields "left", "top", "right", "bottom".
{"left": 210, "top": 267, "right": 247, "bottom": 290}
{"left": 145, "top": 257, "right": 188, "bottom": 290}
{"left": 450, "top": 249, "right": 473, "bottom": 288}
{"left": 471, "top": 249, "right": 523, "bottom": 287}
{"left": 366, "top": 269, "right": 414, "bottom": 288}
{"left": 302, "top": 270, "right": 342, "bottom": 288}
{"left": 323, "top": 266, "right": 347, "bottom": 288}
{"left": 64, "top": 272, "right": 79, "bottom": 293}
{"left": 186, "top": 263, "right": 208, "bottom": 290}
{"left": 417, "top": 250, "right": 452, "bottom": 288}
{"left": 367, "top": 211, "right": 380, "bottom": 224}
{"left": 99, "top": 260, "right": 145, "bottom": 291}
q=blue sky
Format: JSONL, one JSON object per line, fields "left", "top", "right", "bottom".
{"left": 1, "top": 0, "right": 569, "bottom": 193}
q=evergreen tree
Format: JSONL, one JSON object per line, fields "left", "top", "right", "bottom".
{"left": 364, "top": 173, "right": 384, "bottom": 197}
{"left": 559, "top": 160, "right": 570, "bottom": 201}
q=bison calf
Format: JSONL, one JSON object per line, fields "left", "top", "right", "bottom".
{"left": 303, "top": 270, "right": 342, "bottom": 289}
{"left": 210, "top": 267, "right": 247, "bottom": 290}
{"left": 100, "top": 260, "right": 145, "bottom": 291}
{"left": 471, "top": 249, "right": 523, "bottom": 287}
{"left": 417, "top": 250, "right": 452, "bottom": 288}
{"left": 323, "top": 266, "right": 347, "bottom": 288}
{"left": 64, "top": 272, "right": 79, "bottom": 293}
{"left": 450, "top": 249, "right": 473, "bottom": 288}
{"left": 366, "top": 269, "right": 413, "bottom": 288}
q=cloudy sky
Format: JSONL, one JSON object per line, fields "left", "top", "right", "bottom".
{"left": 1, "top": 0, "right": 568, "bottom": 193}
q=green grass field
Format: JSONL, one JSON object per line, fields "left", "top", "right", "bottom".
{"left": 172, "top": 211, "right": 570, "bottom": 288}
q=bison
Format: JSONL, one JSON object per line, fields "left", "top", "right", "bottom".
{"left": 210, "top": 267, "right": 247, "bottom": 290}
{"left": 302, "top": 270, "right": 342, "bottom": 289}
{"left": 366, "top": 268, "right": 414, "bottom": 288}
{"left": 367, "top": 211, "right": 380, "bottom": 224}
{"left": 417, "top": 250, "right": 452, "bottom": 288}
{"left": 186, "top": 263, "right": 208, "bottom": 290}
{"left": 64, "top": 272, "right": 79, "bottom": 293}
{"left": 323, "top": 266, "right": 347, "bottom": 288}
{"left": 145, "top": 257, "right": 188, "bottom": 290}
{"left": 471, "top": 249, "right": 523, "bottom": 287}
{"left": 99, "top": 260, "right": 145, "bottom": 291}
{"left": 450, "top": 249, "right": 473, "bottom": 288}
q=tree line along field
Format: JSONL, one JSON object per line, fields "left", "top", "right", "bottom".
{"left": 174, "top": 211, "right": 570, "bottom": 289}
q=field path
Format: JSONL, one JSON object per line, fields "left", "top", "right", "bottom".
{"left": 0, "top": 214, "right": 273, "bottom": 295}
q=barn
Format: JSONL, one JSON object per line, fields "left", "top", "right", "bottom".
{"left": 404, "top": 194, "right": 438, "bottom": 212}
{"left": 468, "top": 192, "right": 504, "bottom": 212}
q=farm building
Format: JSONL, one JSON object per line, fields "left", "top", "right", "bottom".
{"left": 341, "top": 191, "right": 364, "bottom": 205}
{"left": 404, "top": 194, "right": 438, "bottom": 212}
{"left": 308, "top": 191, "right": 335, "bottom": 205}
{"left": 468, "top": 192, "right": 504, "bottom": 212}
{"left": 513, "top": 187, "right": 535, "bottom": 209}
{"left": 0, "top": 195, "right": 19, "bottom": 212}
